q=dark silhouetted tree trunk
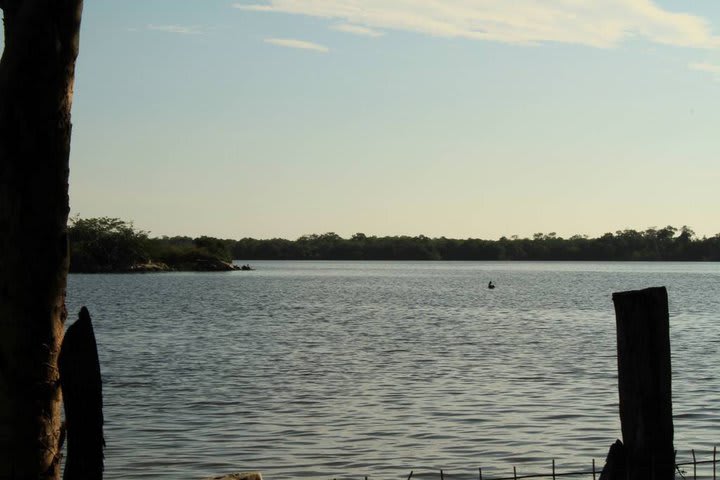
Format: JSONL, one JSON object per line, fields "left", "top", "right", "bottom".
{"left": 0, "top": 0, "right": 83, "bottom": 478}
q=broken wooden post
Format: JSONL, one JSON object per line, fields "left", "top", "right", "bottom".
{"left": 59, "top": 307, "right": 104, "bottom": 480}
{"left": 599, "top": 440, "right": 626, "bottom": 480}
{"left": 612, "top": 286, "right": 674, "bottom": 480}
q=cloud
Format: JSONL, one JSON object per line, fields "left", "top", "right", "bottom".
{"left": 689, "top": 61, "right": 720, "bottom": 80}
{"left": 331, "top": 23, "right": 384, "bottom": 37}
{"left": 233, "top": 1, "right": 720, "bottom": 49}
{"left": 264, "top": 37, "right": 330, "bottom": 52}
{"left": 147, "top": 24, "right": 204, "bottom": 35}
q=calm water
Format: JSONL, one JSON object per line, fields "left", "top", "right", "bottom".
{"left": 66, "top": 262, "right": 720, "bottom": 479}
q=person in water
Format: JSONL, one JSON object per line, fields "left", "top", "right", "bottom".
{"left": 488, "top": 281, "right": 495, "bottom": 289}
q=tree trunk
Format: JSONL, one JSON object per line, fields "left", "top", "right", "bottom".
{"left": 0, "top": 1, "right": 83, "bottom": 478}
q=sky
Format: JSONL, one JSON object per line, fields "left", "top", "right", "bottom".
{"left": 65, "top": 0, "right": 720, "bottom": 240}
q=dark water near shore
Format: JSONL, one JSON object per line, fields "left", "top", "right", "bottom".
{"left": 67, "top": 261, "right": 720, "bottom": 479}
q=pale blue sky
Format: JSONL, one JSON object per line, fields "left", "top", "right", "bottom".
{"left": 68, "top": 1, "right": 720, "bottom": 239}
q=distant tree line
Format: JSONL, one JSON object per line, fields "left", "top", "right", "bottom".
{"left": 231, "top": 226, "right": 720, "bottom": 261}
{"left": 69, "top": 219, "right": 720, "bottom": 271}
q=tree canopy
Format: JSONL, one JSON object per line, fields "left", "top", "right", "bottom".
{"left": 68, "top": 217, "right": 235, "bottom": 272}
{"left": 68, "top": 219, "right": 720, "bottom": 269}
{"left": 231, "top": 226, "right": 720, "bottom": 261}
{"left": 69, "top": 217, "right": 150, "bottom": 272}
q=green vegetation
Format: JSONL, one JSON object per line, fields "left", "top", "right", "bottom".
{"left": 232, "top": 226, "right": 720, "bottom": 261}
{"left": 69, "top": 219, "right": 720, "bottom": 272}
{"left": 69, "top": 217, "right": 150, "bottom": 272}
{"left": 69, "top": 217, "right": 235, "bottom": 272}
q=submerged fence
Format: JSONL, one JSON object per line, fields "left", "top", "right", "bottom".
{"left": 340, "top": 446, "right": 719, "bottom": 480}
{"left": 675, "top": 448, "right": 719, "bottom": 480}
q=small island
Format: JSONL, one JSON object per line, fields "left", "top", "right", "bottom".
{"left": 69, "top": 217, "right": 241, "bottom": 273}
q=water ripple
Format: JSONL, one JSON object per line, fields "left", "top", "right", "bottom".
{"left": 67, "top": 261, "right": 720, "bottom": 479}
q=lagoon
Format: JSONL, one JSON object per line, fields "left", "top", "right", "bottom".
{"left": 67, "top": 261, "right": 720, "bottom": 479}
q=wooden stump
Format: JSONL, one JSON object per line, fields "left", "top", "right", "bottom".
{"left": 59, "top": 307, "right": 104, "bottom": 480}
{"left": 612, "top": 287, "right": 674, "bottom": 480}
{"left": 598, "top": 439, "right": 626, "bottom": 480}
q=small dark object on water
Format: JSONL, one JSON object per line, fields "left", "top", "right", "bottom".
{"left": 203, "top": 473, "right": 262, "bottom": 480}
{"left": 241, "top": 264, "right": 255, "bottom": 271}
{"left": 488, "top": 281, "right": 496, "bottom": 289}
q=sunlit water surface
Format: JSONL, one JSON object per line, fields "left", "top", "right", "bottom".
{"left": 67, "top": 261, "right": 720, "bottom": 479}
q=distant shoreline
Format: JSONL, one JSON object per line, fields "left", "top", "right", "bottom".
{"left": 69, "top": 258, "right": 240, "bottom": 274}
{"left": 68, "top": 258, "right": 720, "bottom": 274}
{"left": 68, "top": 218, "right": 720, "bottom": 271}
{"left": 229, "top": 227, "right": 720, "bottom": 262}
{"left": 228, "top": 258, "right": 719, "bottom": 262}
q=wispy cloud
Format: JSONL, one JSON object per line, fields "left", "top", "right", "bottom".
{"left": 234, "top": 1, "right": 720, "bottom": 49}
{"left": 264, "top": 37, "right": 330, "bottom": 52}
{"left": 331, "top": 23, "right": 384, "bottom": 38}
{"left": 147, "top": 24, "right": 204, "bottom": 35}
{"left": 689, "top": 61, "right": 720, "bottom": 80}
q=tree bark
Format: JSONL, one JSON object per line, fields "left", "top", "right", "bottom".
{"left": 0, "top": 0, "right": 83, "bottom": 478}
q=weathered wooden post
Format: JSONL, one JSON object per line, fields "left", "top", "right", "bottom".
{"left": 612, "top": 287, "right": 674, "bottom": 480}
{"left": 59, "top": 307, "right": 104, "bottom": 480}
